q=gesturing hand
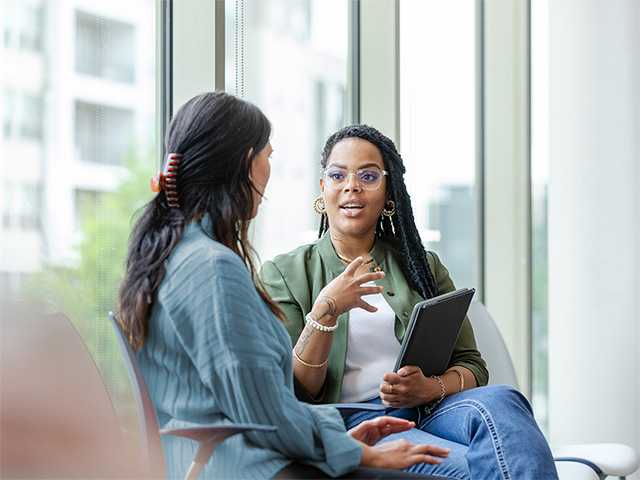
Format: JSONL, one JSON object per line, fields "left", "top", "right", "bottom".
{"left": 314, "top": 257, "right": 385, "bottom": 316}
{"left": 348, "top": 416, "right": 414, "bottom": 446}
{"left": 379, "top": 366, "right": 441, "bottom": 408}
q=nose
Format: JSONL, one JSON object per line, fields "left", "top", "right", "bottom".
{"left": 343, "top": 172, "right": 362, "bottom": 192}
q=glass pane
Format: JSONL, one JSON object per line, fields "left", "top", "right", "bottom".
{"left": 399, "top": 0, "right": 479, "bottom": 290}
{"left": 1, "top": 0, "right": 43, "bottom": 52}
{"left": 75, "top": 11, "right": 136, "bottom": 83}
{"left": 226, "top": 0, "right": 349, "bottom": 260}
{"left": 0, "top": 0, "right": 157, "bottom": 432}
{"left": 531, "top": 0, "right": 550, "bottom": 434}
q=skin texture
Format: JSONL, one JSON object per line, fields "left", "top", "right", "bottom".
{"left": 248, "top": 143, "right": 273, "bottom": 219}
{"left": 320, "top": 137, "right": 388, "bottom": 261}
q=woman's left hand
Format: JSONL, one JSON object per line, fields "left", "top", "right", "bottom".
{"left": 379, "top": 366, "right": 440, "bottom": 408}
{"left": 348, "top": 416, "right": 415, "bottom": 446}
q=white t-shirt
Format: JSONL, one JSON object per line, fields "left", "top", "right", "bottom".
{"left": 339, "top": 283, "right": 401, "bottom": 403}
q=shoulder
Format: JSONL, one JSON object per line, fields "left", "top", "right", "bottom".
{"left": 165, "top": 225, "right": 251, "bottom": 288}
{"left": 262, "top": 240, "right": 320, "bottom": 279}
{"left": 379, "top": 239, "right": 446, "bottom": 278}
{"left": 425, "top": 250, "right": 442, "bottom": 271}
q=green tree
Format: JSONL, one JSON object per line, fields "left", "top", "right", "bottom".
{"left": 28, "top": 153, "right": 154, "bottom": 424}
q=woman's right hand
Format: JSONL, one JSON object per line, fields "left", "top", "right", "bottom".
{"left": 360, "top": 439, "right": 450, "bottom": 470}
{"left": 313, "top": 257, "right": 385, "bottom": 317}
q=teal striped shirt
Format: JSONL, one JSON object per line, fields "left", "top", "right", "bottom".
{"left": 137, "top": 218, "right": 362, "bottom": 479}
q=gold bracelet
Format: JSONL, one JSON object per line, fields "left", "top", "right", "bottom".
{"left": 447, "top": 367, "right": 465, "bottom": 393}
{"left": 424, "top": 375, "right": 446, "bottom": 416}
{"left": 293, "top": 349, "right": 328, "bottom": 368}
{"left": 319, "top": 296, "right": 337, "bottom": 316}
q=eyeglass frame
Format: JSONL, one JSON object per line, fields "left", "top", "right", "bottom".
{"left": 321, "top": 165, "right": 389, "bottom": 191}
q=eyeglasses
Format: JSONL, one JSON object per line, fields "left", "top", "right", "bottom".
{"left": 323, "top": 166, "right": 388, "bottom": 191}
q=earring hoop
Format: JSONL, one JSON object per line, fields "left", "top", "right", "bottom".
{"left": 313, "top": 196, "right": 326, "bottom": 214}
{"left": 382, "top": 200, "right": 396, "bottom": 217}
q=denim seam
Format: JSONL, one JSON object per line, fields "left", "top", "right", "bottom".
{"left": 420, "top": 400, "right": 512, "bottom": 480}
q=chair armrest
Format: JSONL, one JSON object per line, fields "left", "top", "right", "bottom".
{"left": 160, "top": 423, "right": 276, "bottom": 443}
{"left": 553, "top": 443, "right": 639, "bottom": 477}
{"left": 553, "top": 460, "right": 601, "bottom": 480}
{"left": 326, "top": 403, "right": 386, "bottom": 419}
{"left": 161, "top": 424, "right": 277, "bottom": 479}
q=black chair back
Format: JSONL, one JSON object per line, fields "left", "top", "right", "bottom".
{"left": 109, "top": 312, "right": 165, "bottom": 478}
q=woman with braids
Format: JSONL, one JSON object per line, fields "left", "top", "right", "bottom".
{"left": 260, "top": 125, "right": 558, "bottom": 480}
{"left": 117, "top": 94, "right": 451, "bottom": 479}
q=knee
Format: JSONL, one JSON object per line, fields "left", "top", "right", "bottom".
{"left": 472, "top": 384, "right": 533, "bottom": 416}
{"left": 410, "top": 453, "right": 470, "bottom": 480}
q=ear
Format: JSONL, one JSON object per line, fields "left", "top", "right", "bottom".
{"left": 319, "top": 177, "right": 325, "bottom": 193}
{"left": 247, "top": 148, "right": 255, "bottom": 181}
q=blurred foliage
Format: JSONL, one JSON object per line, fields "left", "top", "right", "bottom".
{"left": 27, "top": 153, "right": 155, "bottom": 427}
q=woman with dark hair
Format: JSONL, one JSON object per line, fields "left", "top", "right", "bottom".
{"left": 117, "top": 94, "right": 450, "bottom": 479}
{"left": 260, "top": 125, "right": 558, "bottom": 479}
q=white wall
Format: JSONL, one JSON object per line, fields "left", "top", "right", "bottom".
{"left": 547, "top": 0, "right": 640, "bottom": 471}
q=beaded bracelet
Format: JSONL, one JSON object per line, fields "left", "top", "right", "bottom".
{"left": 305, "top": 312, "right": 339, "bottom": 332}
{"left": 424, "top": 374, "right": 446, "bottom": 416}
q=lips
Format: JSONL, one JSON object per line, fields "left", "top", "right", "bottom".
{"left": 339, "top": 201, "right": 365, "bottom": 217}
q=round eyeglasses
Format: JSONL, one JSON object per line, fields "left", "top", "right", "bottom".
{"left": 323, "top": 166, "right": 388, "bottom": 191}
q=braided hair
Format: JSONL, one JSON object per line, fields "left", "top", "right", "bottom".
{"left": 319, "top": 125, "right": 438, "bottom": 299}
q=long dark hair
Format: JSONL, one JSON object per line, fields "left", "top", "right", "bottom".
{"left": 319, "top": 124, "right": 438, "bottom": 299}
{"left": 118, "top": 92, "right": 283, "bottom": 350}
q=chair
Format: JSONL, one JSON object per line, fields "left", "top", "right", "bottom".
{"left": 108, "top": 312, "right": 277, "bottom": 480}
{"left": 467, "top": 301, "right": 639, "bottom": 480}
{"left": 1, "top": 302, "right": 139, "bottom": 478}
{"left": 110, "top": 313, "right": 433, "bottom": 480}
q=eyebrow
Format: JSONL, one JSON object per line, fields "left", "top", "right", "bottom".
{"left": 326, "top": 162, "right": 382, "bottom": 169}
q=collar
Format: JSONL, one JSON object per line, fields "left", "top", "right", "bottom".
{"left": 184, "top": 213, "right": 215, "bottom": 239}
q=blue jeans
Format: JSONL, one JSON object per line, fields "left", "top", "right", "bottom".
{"left": 344, "top": 385, "right": 558, "bottom": 480}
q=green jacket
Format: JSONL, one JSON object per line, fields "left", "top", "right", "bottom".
{"left": 260, "top": 233, "right": 489, "bottom": 404}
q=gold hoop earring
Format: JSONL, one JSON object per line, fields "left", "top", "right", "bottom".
{"left": 313, "top": 196, "right": 326, "bottom": 214}
{"left": 382, "top": 200, "right": 396, "bottom": 217}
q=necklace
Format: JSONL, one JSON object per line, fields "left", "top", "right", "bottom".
{"left": 336, "top": 252, "right": 375, "bottom": 265}
{"left": 335, "top": 251, "right": 383, "bottom": 273}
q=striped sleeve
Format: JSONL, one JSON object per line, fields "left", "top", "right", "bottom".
{"left": 169, "top": 252, "right": 362, "bottom": 477}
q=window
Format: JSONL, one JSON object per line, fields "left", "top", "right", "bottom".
{"left": 19, "top": 2, "right": 43, "bottom": 52}
{"left": 1, "top": 182, "right": 41, "bottom": 230}
{"left": 75, "top": 11, "right": 136, "bottom": 83}
{"left": 19, "top": 94, "right": 43, "bottom": 140}
{"left": 2, "top": 90, "right": 43, "bottom": 141}
{"left": 399, "top": 0, "right": 479, "bottom": 289}
{"left": 2, "top": 90, "right": 14, "bottom": 138}
{"left": 1, "top": 0, "right": 44, "bottom": 52}
{"left": 74, "top": 101, "right": 134, "bottom": 165}
{"left": 225, "top": 0, "right": 350, "bottom": 260}
{"left": 531, "top": 0, "right": 550, "bottom": 434}
{"left": 74, "top": 189, "right": 103, "bottom": 232}
{"left": 3, "top": 0, "right": 158, "bottom": 431}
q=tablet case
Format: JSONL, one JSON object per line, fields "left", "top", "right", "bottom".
{"left": 394, "top": 288, "right": 475, "bottom": 375}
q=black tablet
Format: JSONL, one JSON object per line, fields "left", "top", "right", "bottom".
{"left": 394, "top": 288, "right": 475, "bottom": 375}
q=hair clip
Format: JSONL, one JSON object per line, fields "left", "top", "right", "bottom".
{"left": 150, "top": 153, "right": 183, "bottom": 208}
